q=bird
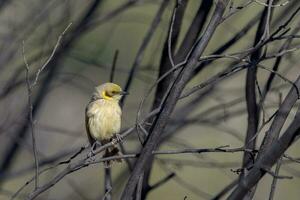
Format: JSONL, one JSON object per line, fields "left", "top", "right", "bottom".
{"left": 85, "top": 82, "right": 128, "bottom": 167}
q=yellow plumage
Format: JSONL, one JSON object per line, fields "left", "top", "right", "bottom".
{"left": 85, "top": 82, "right": 127, "bottom": 165}
{"left": 86, "top": 99, "right": 121, "bottom": 141}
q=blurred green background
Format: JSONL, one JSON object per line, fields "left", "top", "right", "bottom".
{"left": 0, "top": 0, "right": 300, "bottom": 199}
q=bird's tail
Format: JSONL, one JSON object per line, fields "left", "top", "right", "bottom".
{"left": 103, "top": 146, "right": 122, "bottom": 167}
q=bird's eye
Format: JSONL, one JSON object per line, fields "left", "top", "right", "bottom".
{"left": 104, "top": 91, "right": 113, "bottom": 97}
{"left": 110, "top": 91, "right": 116, "bottom": 95}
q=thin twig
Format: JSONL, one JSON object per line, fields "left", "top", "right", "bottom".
{"left": 22, "top": 42, "right": 39, "bottom": 189}
{"left": 263, "top": 166, "right": 292, "bottom": 179}
{"left": 253, "top": 0, "right": 290, "bottom": 7}
{"left": 20, "top": 23, "right": 72, "bottom": 190}
{"left": 103, "top": 167, "right": 112, "bottom": 200}
{"left": 148, "top": 172, "right": 175, "bottom": 191}
{"left": 269, "top": 156, "right": 283, "bottom": 200}
{"left": 153, "top": 145, "right": 255, "bottom": 155}
{"left": 120, "top": 0, "right": 170, "bottom": 106}
{"left": 31, "top": 23, "right": 72, "bottom": 87}
{"left": 109, "top": 50, "right": 119, "bottom": 83}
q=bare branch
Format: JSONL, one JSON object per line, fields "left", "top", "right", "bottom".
{"left": 121, "top": 1, "right": 230, "bottom": 199}
{"left": 21, "top": 22, "right": 72, "bottom": 190}
{"left": 269, "top": 157, "right": 283, "bottom": 200}
{"left": 228, "top": 102, "right": 300, "bottom": 199}
{"left": 120, "top": 0, "right": 170, "bottom": 106}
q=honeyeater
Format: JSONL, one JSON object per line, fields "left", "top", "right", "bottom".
{"left": 85, "top": 82, "right": 128, "bottom": 166}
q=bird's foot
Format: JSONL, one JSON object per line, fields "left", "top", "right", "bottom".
{"left": 116, "top": 133, "right": 123, "bottom": 143}
{"left": 92, "top": 141, "right": 102, "bottom": 150}
{"left": 87, "top": 151, "right": 96, "bottom": 161}
{"left": 112, "top": 134, "right": 123, "bottom": 145}
{"left": 87, "top": 141, "right": 102, "bottom": 160}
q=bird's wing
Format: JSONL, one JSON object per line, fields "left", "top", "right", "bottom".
{"left": 85, "top": 104, "right": 95, "bottom": 146}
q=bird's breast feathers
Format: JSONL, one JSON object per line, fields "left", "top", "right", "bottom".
{"left": 86, "top": 99, "right": 121, "bottom": 141}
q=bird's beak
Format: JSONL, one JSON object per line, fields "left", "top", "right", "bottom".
{"left": 120, "top": 91, "right": 129, "bottom": 96}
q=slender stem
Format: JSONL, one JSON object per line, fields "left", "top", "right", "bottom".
{"left": 103, "top": 167, "right": 112, "bottom": 200}
{"left": 269, "top": 156, "right": 283, "bottom": 200}
{"left": 22, "top": 42, "right": 39, "bottom": 190}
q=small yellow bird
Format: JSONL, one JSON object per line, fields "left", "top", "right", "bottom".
{"left": 85, "top": 82, "right": 128, "bottom": 166}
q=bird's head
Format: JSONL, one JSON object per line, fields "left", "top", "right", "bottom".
{"left": 92, "top": 82, "right": 128, "bottom": 102}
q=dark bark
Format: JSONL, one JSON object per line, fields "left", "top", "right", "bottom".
{"left": 140, "top": 1, "right": 188, "bottom": 198}
{"left": 239, "top": 3, "right": 272, "bottom": 198}
{"left": 228, "top": 105, "right": 300, "bottom": 199}
{"left": 120, "top": 1, "right": 230, "bottom": 199}
{"left": 120, "top": 0, "right": 170, "bottom": 107}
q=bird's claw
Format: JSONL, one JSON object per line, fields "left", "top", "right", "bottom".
{"left": 116, "top": 133, "right": 123, "bottom": 143}
{"left": 112, "top": 134, "right": 123, "bottom": 145}
{"left": 92, "top": 141, "right": 102, "bottom": 149}
{"left": 87, "top": 151, "right": 96, "bottom": 161}
{"left": 87, "top": 141, "right": 102, "bottom": 160}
